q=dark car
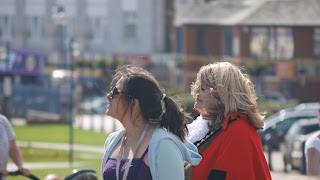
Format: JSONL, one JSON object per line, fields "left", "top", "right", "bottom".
{"left": 282, "top": 118, "right": 319, "bottom": 172}
{"left": 258, "top": 109, "right": 318, "bottom": 149}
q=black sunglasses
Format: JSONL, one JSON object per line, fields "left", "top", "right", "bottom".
{"left": 110, "top": 87, "right": 133, "bottom": 99}
{"left": 110, "top": 87, "right": 121, "bottom": 98}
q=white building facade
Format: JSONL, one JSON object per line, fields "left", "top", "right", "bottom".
{"left": 0, "top": 0, "right": 167, "bottom": 65}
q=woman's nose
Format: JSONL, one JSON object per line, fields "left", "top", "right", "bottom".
{"left": 106, "top": 92, "right": 112, "bottom": 100}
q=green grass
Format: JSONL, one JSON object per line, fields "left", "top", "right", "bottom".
{"left": 13, "top": 124, "right": 108, "bottom": 146}
{"left": 19, "top": 147, "right": 101, "bottom": 162}
{"left": 9, "top": 125, "right": 108, "bottom": 179}
{"left": 11, "top": 147, "right": 102, "bottom": 180}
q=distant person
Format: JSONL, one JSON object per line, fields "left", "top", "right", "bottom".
{"left": 0, "top": 114, "right": 31, "bottom": 180}
{"left": 184, "top": 62, "right": 271, "bottom": 180}
{"left": 101, "top": 65, "right": 201, "bottom": 180}
{"left": 305, "top": 107, "right": 320, "bottom": 176}
{"left": 265, "top": 127, "right": 276, "bottom": 171}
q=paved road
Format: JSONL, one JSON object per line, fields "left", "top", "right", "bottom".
{"left": 265, "top": 151, "right": 319, "bottom": 180}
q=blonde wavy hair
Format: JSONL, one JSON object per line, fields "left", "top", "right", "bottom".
{"left": 191, "top": 62, "right": 265, "bottom": 129}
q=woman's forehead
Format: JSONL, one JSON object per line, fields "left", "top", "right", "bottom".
{"left": 200, "top": 79, "right": 211, "bottom": 88}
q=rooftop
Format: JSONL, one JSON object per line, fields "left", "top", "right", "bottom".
{"left": 175, "top": 0, "right": 320, "bottom": 26}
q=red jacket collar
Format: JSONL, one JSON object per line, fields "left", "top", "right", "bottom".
{"left": 222, "top": 112, "right": 248, "bottom": 130}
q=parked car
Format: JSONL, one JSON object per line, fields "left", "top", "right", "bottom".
{"left": 259, "top": 109, "right": 318, "bottom": 149}
{"left": 289, "top": 130, "right": 320, "bottom": 174}
{"left": 282, "top": 118, "right": 319, "bottom": 172}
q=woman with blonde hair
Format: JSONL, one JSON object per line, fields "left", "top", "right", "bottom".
{"left": 185, "top": 62, "right": 271, "bottom": 180}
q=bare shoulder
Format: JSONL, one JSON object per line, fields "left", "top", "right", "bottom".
{"left": 307, "top": 147, "right": 320, "bottom": 155}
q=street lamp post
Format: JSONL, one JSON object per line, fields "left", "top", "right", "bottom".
{"left": 52, "top": 5, "right": 67, "bottom": 69}
{"left": 69, "top": 37, "right": 75, "bottom": 166}
{"left": 3, "top": 41, "right": 12, "bottom": 120}
{"left": 52, "top": 4, "right": 74, "bottom": 166}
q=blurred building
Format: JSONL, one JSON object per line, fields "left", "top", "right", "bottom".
{"left": 0, "top": 0, "right": 179, "bottom": 93}
{"left": 0, "top": 0, "right": 173, "bottom": 65}
{"left": 0, "top": 0, "right": 178, "bottom": 119}
{"left": 174, "top": 0, "right": 320, "bottom": 102}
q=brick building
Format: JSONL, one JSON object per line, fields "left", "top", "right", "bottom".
{"left": 174, "top": 0, "right": 320, "bottom": 102}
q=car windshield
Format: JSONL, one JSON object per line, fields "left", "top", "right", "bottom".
{"left": 286, "top": 123, "right": 300, "bottom": 137}
{"left": 301, "top": 124, "right": 320, "bottom": 135}
{"left": 263, "top": 109, "right": 318, "bottom": 130}
{"left": 265, "top": 115, "right": 317, "bottom": 133}
{"left": 275, "top": 117, "right": 302, "bottom": 131}
{"left": 265, "top": 108, "right": 295, "bottom": 123}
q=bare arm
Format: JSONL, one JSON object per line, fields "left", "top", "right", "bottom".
{"left": 9, "top": 139, "right": 30, "bottom": 176}
{"left": 306, "top": 147, "right": 320, "bottom": 176}
{"left": 0, "top": 168, "right": 8, "bottom": 177}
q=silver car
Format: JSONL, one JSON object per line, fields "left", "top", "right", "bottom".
{"left": 282, "top": 118, "right": 319, "bottom": 172}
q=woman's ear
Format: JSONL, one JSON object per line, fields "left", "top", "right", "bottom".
{"left": 131, "top": 99, "right": 142, "bottom": 116}
{"left": 132, "top": 99, "right": 140, "bottom": 110}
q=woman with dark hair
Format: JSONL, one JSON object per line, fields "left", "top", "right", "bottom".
{"left": 101, "top": 65, "right": 201, "bottom": 180}
{"left": 184, "top": 62, "right": 271, "bottom": 180}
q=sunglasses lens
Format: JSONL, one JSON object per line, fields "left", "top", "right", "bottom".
{"left": 111, "top": 87, "right": 118, "bottom": 97}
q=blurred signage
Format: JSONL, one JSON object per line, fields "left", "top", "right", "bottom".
{"left": 0, "top": 49, "right": 46, "bottom": 76}
{"left": 114, "top": 54, "right": 148, "bottom": 67}
{"left": 275, "top": 61, "right": 295, "bottom": 79}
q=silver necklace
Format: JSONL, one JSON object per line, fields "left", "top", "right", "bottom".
{"left": 116, "top": 123, "right": 149, "bottom": 180}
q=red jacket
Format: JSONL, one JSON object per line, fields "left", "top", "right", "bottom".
{"left": 192, "top": 113, "right": 271, "bottom": 180}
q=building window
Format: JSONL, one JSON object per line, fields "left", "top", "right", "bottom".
{"left": 91, "top": 17, "right": 107, "bottom": 42}
{"left": 250, "top": 27, "right": 294, "bottom": 60}
{"left": 0, "top": 16, "right": 13, "bottom": 41}
{"left": 314, "top": 28, "right": 320, "bottom": 59}
{"left": 123, "top": 22, "right": 136, "bottom": 39}
{"left": 276, "top": 28, "right": 294, "bottom": 59}
{"left": 27, "top": 16, "right": 43, "bottom": 40}
{"left": 176, "top": 26, "right": 183, "bottom": 54}
{"left": 122, "top": 12, "right": 137, "bottom": 40}
{"left": 196, "top": 26, "right": 206, "bottom": 55}
{"left": 122, "top": 0, "right": 137, "bottom": 40}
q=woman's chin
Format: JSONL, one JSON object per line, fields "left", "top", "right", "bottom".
{"left": 105, "top": 110, "right": 111, "bottom": 116}
{"left": 194, "top": 104, "right": 202, "bottom": 111}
